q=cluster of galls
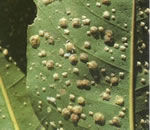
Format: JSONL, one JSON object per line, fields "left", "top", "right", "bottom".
{"left": 77, "top": 79, "right": 90, "bottom": 89}
{"left": 59, "top": 94, "right": 107, "bottom": 126}
{"left": 87, "top": 25, "right": 114, "bottom": 45}
{"left": 61, "top": 95, "right": 86, "bottom": 124}
{"left": 30, "top": 30, "right": 55, "bottom": 49}
{"left": 60, "top": 41, "right": 99, "bottom": 76}
{"left": 62, "top": 105, "right": 83, "bottom": 123}
{"left": 104, "top": 30, "right": 114, "bottom": 44}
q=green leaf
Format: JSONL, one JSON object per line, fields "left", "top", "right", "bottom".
{"left": 0, "top": 52, "right": 41, "bottom": 130}
{"left": 27, "top": 0, "right": 136, "bottom": 129}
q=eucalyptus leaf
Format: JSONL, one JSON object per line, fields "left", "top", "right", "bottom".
{"left": 0, "top": 52, "right": 41, "bottom": 130}
{"left": 27, "top": 0, "right": 139, "bottom": 129}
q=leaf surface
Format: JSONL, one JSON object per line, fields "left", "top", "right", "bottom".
{"left": 27, "top": 0, "right": 135, "bottom": 129}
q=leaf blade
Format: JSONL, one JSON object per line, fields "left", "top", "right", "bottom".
{"left": 27, "top": 0, "right": 135, "bottom": 129}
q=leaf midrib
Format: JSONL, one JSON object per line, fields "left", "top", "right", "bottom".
{"left": 0, "top": 76, "right": 20, "bottom": 130}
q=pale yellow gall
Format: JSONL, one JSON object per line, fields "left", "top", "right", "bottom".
{"left": 93, "top": 112, "right": 105, "bottom": 124}
{"left": 59, "top": 18, "right": 68, "bottom": 28}
{"left": 72, "top": 105, "right": 83, "bottom": 114}
{"left": 87, "top": 61, "right": 98, "bottom": 70}
{"left": 115, "top": 95, "right": 124, "bottom": 106}
{"left": 29, "top": 35, "right": 40, "bottom": 48}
